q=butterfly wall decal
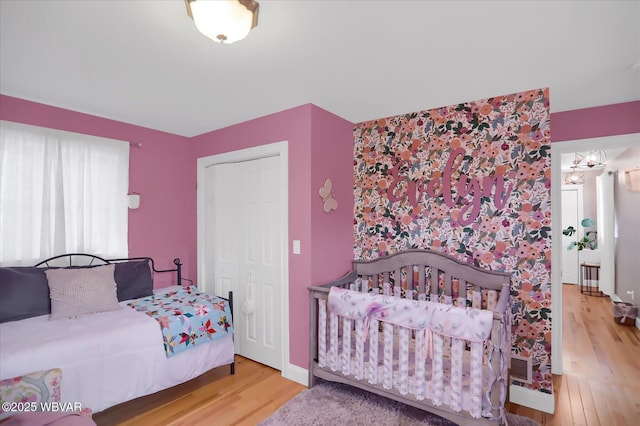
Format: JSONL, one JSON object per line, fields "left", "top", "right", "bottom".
{"left": 319, "top": 178, "right": 338, "bottom": 213}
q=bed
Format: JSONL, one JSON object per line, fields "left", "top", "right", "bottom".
{"left": 308, "top": 249, "right": 511, "bottom": 426}
{"left": 0, "top": 253, "right": 235, "bottom": 416}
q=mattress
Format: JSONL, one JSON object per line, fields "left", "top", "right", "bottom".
{"left": 0, "top": 286, "right": 234, "bottom": 412}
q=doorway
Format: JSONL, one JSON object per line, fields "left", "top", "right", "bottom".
{"left": 550, "top": 134, "right": 639, "bottom": 375}
{"left": 197, "top": 141, "right": 289, "bottom": 372}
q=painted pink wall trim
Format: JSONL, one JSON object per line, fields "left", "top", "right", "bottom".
{"left": 551, "top": 101, "right": 640, "bottom": 142}
{"left": 0, "top": 95, "right": 191, "bottom": 287}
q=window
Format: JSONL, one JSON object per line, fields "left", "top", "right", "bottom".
{"left": 0, "top": 121, "right": 129, "bottom": 265}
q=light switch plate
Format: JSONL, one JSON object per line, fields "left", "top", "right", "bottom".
{"left": 293, "top": 240, "right": 301, "bottom": 254}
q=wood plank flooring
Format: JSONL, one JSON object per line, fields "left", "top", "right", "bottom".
{"left": 505, "top": 284, "right": 640, "bottom": 425}
{"left": 94, "top": 284, "right": 639, "bottom": 425}
{"left": 93, "top": 356, "right": 305, "bottom": 426}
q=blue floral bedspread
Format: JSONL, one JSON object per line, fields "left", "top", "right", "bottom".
{"left": 128, "top": 286, "right": 233, "bottom": 358}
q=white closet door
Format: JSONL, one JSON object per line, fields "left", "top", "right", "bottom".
{"left": 207, "top": 156, "right": 282, "bottom": 369}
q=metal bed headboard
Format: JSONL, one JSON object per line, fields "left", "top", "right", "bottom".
{"left": 34, "top": 253, "right": 183, "bottom": 286}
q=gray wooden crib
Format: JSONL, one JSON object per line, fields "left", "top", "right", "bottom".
{"left": 308, "top": 249, "right": 511, "bottom": 425}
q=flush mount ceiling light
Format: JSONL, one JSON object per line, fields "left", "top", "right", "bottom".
{"left": 574, "top": 150, "right": 606, "bottom": 169}
{"left": 185, "top": 0, "right": 259, "bottom": 44}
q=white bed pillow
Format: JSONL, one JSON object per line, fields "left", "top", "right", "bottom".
{"left": 45, "top": 264, "right": 121, "bottom": 320}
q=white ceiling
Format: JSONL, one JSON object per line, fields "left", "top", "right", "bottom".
{"left": 1, "top": 1, "right": 639, "bottom": 138}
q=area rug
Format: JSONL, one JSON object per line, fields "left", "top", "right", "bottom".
{"left": 259, "top": 380, "right": 539, "bottom": 426}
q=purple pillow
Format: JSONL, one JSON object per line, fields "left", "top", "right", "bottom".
{"left": 114, "top": 260, "right": 153, "bottom": 301}
{"left": 0, "top": 267, "right": 51, "bottom": 323}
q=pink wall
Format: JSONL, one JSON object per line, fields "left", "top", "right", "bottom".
{"left": 3, "top": 93, "right": 638, "bottom": 371}
{"left": 551, "top": 101, "right": 640, "bottom": 142}
{"left": 309, "top": 106, "right": 355, "bottom": 285}
{"left": 190, "top": 104, "right": 355, "bottom": 368}
{"left": 0, "top": 95, "right": 192, "bottom": 287}
{"left": 307, "top": 106, "right": 355, "bottom": 365}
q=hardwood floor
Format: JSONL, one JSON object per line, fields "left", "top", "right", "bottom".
{"left": 94, "top": 284, "right": 639, "bottom": 425}
{"left": 93, "top": 356, "right": 306, "bottom": 426}
{"left": 506, "top": 284, "right": 640, "bottom": 425}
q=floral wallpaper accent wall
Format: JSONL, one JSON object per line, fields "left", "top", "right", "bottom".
{"left": 353, "top": 88, "right": 552, "bottom": 394}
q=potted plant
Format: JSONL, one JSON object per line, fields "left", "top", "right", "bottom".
{"left": 563, "top": 218, "right": 597, "bottom": 251}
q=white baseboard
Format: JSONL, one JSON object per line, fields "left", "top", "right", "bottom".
{"left": 509, "top": 384, "right": 555, "bottom": 414}
{"left": 282, "top": 363, "right": 309, "bottom": 386}
{"left": 610, "top": 293, "right": 622, "bottom": 302}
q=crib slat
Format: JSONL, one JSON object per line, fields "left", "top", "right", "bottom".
{"left": 472, "top": 286, "right": 482, "bottom": 309}
{"left": 444, "top": 273, "right": 452, "bottom": 299}
{"left": 318, "top": 299, "right": 327, "bottom": 368}
{"left": 364, "top": 275, "right": 372, "bottom": 292}
{"left": 470, "top": 341, "right": 484, "bottom": 418}
{"left": 418, "top": 266, "right": 426, "bottom": 296}
{"left": 487, "top": 289, "right": 498, "bottom": 310}
{"left": 368, "top": 318, "right": 379, "bottom": 384}
{"left": 398, "top": 327, "right": 409, "bottom": 395}
{"left": 432, "top": 333, "right": 444, "bottom": 406}
{"left": 355, "top": 319, "right": 365, "bottom": 380}
{"left": 342, "top": 318, "right": 352, "bottom": 376}
{"left": 450, "top": 337, "right": 464, "bottom": 412}
{"left": 407, "top": 266, "right": 414, "bottom": 292}
{"left": 383, "top": 323, "right": 393, "bottom": 390}
{"left": 414, "top": 330, "right": 426, "bottom": 401}
{"left": 458, "top": 279, "right": 467, "bottom": 307}
{"left": 430, "top": 268, "right": 439, "bottom": 299}
{"left": 329, "top": 313, "right": 339, "bottom": 372}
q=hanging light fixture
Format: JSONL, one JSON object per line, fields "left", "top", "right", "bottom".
{"left": 564, "top": 166, "right": 585, "bottom": 185}
{"left": 185, "top": 0, "right": 259, "bottom": 44}
{"left": 574, "top": 150, "right": 606, "bottom": 169}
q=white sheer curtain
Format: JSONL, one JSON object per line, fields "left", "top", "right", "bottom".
{"left": 0, "top": 121, "right": 129, "bottom": 266}
{"left": 596, "top": 171, "right": 615, "bottom": 296}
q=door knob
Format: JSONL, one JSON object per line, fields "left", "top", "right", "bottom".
{"left": 242, "top": 299, "right": 254, "bottom": 315}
